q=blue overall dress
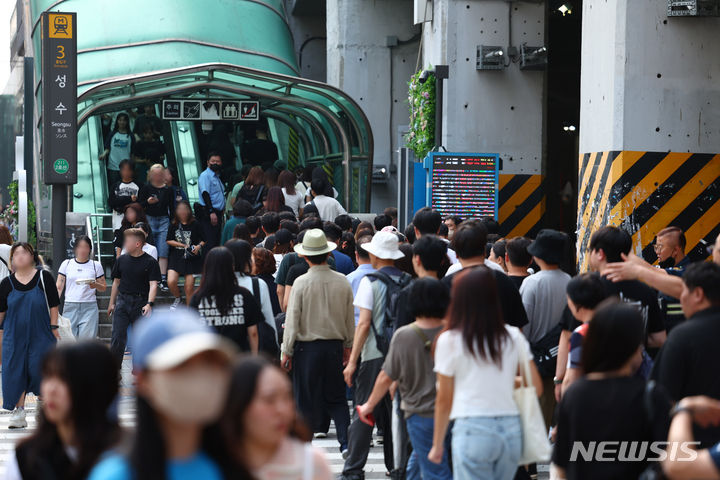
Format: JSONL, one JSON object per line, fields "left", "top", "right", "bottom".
{"left": 1, "top": 272, "right": 57, "bottom": 410}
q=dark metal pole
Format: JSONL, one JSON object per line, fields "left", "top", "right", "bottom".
{"left": 433, "top": 65, "right": 449, "bottom": 149}
{"left": 51, "top": 185, "right": 67, "bottom": 272}
{"left": 23, "top": 57, "right": 33, "bottom": 196}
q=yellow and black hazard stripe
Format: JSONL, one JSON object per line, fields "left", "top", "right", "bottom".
{"left": 498, "top": 174, "right": 545, "bottom": 238}
{"left": 322, "top": 162, "right": 334, "bottom": 185}
{"left": 287, "top": 127, "right": 300, "bottom": 171}
{"left": 577, "top": 151, "right": 720, "bottom": 271}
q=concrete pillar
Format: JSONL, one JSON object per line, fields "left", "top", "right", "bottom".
{"left": 577, "top": 0, "right": 720, "bottom": 270}
{"left": 285, "top": 0, "right": 327, "bottom": 82}
{"left": 326, "top": 0, "right": 419, "bottom": 212}
{"left": 422, "top": 0, "right": 546, "bottom": 237}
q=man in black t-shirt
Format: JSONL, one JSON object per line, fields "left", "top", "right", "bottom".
{"left": 441, "top": 221, "right": 528, "bottom": 329}
{"left": 132, "top": 125, "right": 166, "bottom": 163}
{"left": 652, "top": 262, "right": 720, "bottom": 447}
{"left": 241, "top": 124, "right": 279, "bottom": 167}
{"left": 505, "top": 236, "right": 533, "bottom": 289}
{"left": 588, "top": 226, "right": 667, "bottom": 351}
{"left": 133, "top": 105, "right": 163, "bottom": 137}
{"left": 108, "top": 228, "right": 161, "bottom": 367}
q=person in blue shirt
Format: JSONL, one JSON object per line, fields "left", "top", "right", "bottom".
{"left": 323, "top": 223, "right": 355, "bottom": 275}
{"left": 198, "top": 151, "right": 226, "bottom": 251}
{"left": 88, "top": 308, "right": 237, "bottom": 480}
{"left": 345, "top": 235, "right": 376, "bottom": 325}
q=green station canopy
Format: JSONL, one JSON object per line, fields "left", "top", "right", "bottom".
{"left": 30, "top": 0, "right": 373, "bottom": 210}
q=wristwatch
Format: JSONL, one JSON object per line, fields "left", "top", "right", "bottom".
{"left": 147, "top": 301, "right": 154, "bottom": 307}
{"left": 553, "top": 376, "right": 563, "bottom": 385}
{"left": 670, "top": 404, "right": 692, "bottom": 418}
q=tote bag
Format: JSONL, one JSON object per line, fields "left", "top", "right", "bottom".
{"left": 513, "top": 337, "right": 551, "bottom": 464}
{"left": 39, "top": 270, "right": 76, "bottom": 344}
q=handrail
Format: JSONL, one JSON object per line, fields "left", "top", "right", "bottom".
{"left": 85, "top": 215, "right": 95, "bottom": 262}
{"left": 86, "top": 213, "right": 114, "bottom": 267}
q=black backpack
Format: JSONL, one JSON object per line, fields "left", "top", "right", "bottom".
{"left": 365, "top": 270, "right": 413, "bottom": 355}
{"left": 251, "top": 277, "right": 280, "bottom": 358}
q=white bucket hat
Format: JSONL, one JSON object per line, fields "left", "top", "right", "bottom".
{"left": 294, "top": 228, "right": 337, "bottom": 256}
{"left": 361, "top": 231, "right": 405, "bottom": 260}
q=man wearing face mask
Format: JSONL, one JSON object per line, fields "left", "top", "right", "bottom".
{"left": 198, "top": 151, "right": 226, "bottom": 251}
{"left": 654, "top": 226, "right": 692, "bottom": 333}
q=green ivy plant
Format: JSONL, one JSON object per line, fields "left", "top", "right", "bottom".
{"left": 0, "top": 181, "right": 37, "bottom": 245}
{"left": 405, "top": 68, "right": 436, "bottom": 160}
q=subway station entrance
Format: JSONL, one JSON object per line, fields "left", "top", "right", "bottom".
{"left": 27, "top": 0, "right": 374, "bottom": 264}
{"left": 74, "top": 63, "right": 373, "bottom": 216}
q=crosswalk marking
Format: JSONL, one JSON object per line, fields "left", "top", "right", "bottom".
{"left": 0, "top": 357, "right": 389, "bottom": 479}
{"left": 0, "top": 360, "right": 547, "bottom": 479}
{"left": 312, "top": 424, "right": 388, "bottom": 478}
{"left": 0, "top": 406, "right": 389, "bottom": 478}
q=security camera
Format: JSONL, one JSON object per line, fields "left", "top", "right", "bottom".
{"left": 418, "top": 70, "right": 432, "bottom": 84}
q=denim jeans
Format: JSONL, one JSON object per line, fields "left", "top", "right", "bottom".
{"left": 452, "top": 415, "right": 522, "bottom": 480}
{"left": 110, "top": 293, "right": 146, "bottom": 367}
{"left": 147, "top": 215, "right": 170, "bottom": 258}
{"left": 62, "top": 301, "right": 99, "bottom": 339}
{"left": 405, "top": 414, "right": 452, "bottom": 480}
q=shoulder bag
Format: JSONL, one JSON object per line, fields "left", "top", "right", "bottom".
{"left": 39, "top": 269, "right": 75, "bottom": 343}
{"left": 513, "top": 334, "right": 551, "bottom": 464}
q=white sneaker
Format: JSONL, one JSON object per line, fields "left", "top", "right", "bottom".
{"left": 170, "top": 297, "right": 182, "bottom": 310}
{"left": 8, "top": 408, "right": 27, "bottom": 429}
{"left": 313, "top": 432, "right": 328, "bottom": 439}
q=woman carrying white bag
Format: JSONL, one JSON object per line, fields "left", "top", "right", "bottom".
{"left": 429, "top": 267, "right": 546, "bottom": 480}
{"left": 56, "top": 235, "right": 106, "bottom": 340}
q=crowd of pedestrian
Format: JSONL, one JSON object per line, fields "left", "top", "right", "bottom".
{"left": 3, "top": 144, "right": 720, "bottom": 480}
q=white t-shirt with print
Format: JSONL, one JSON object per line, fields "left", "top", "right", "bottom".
{"left": 58, "top": 258, "right": 105, "bottom": 303}
{"left": 111, "top": 181, "right": 140, "bottom": 230}
{"left": 434, "top": 325, "right": 531, "bottom": 419}
{"left": 108, "top": 132, "right": 132, "bottom": 171}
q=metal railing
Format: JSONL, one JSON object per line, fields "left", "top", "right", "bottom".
{"left": 85, "top": 213, "right": 115, "bottom": 267}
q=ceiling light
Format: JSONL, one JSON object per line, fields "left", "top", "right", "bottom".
{"left": 558, "top": 3, "right": 572, "bottom": 15}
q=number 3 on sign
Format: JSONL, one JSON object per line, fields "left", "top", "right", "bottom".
{"left": 56, "top": 45, "right": 65, "bottom": 59}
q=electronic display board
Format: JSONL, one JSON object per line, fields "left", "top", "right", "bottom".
{"left": 429, "top": 152, "right": 498, "bottom": 219}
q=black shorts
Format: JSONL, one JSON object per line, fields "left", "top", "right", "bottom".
{"left": 167, "top": 249, "right": 202, "bottom": 275}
